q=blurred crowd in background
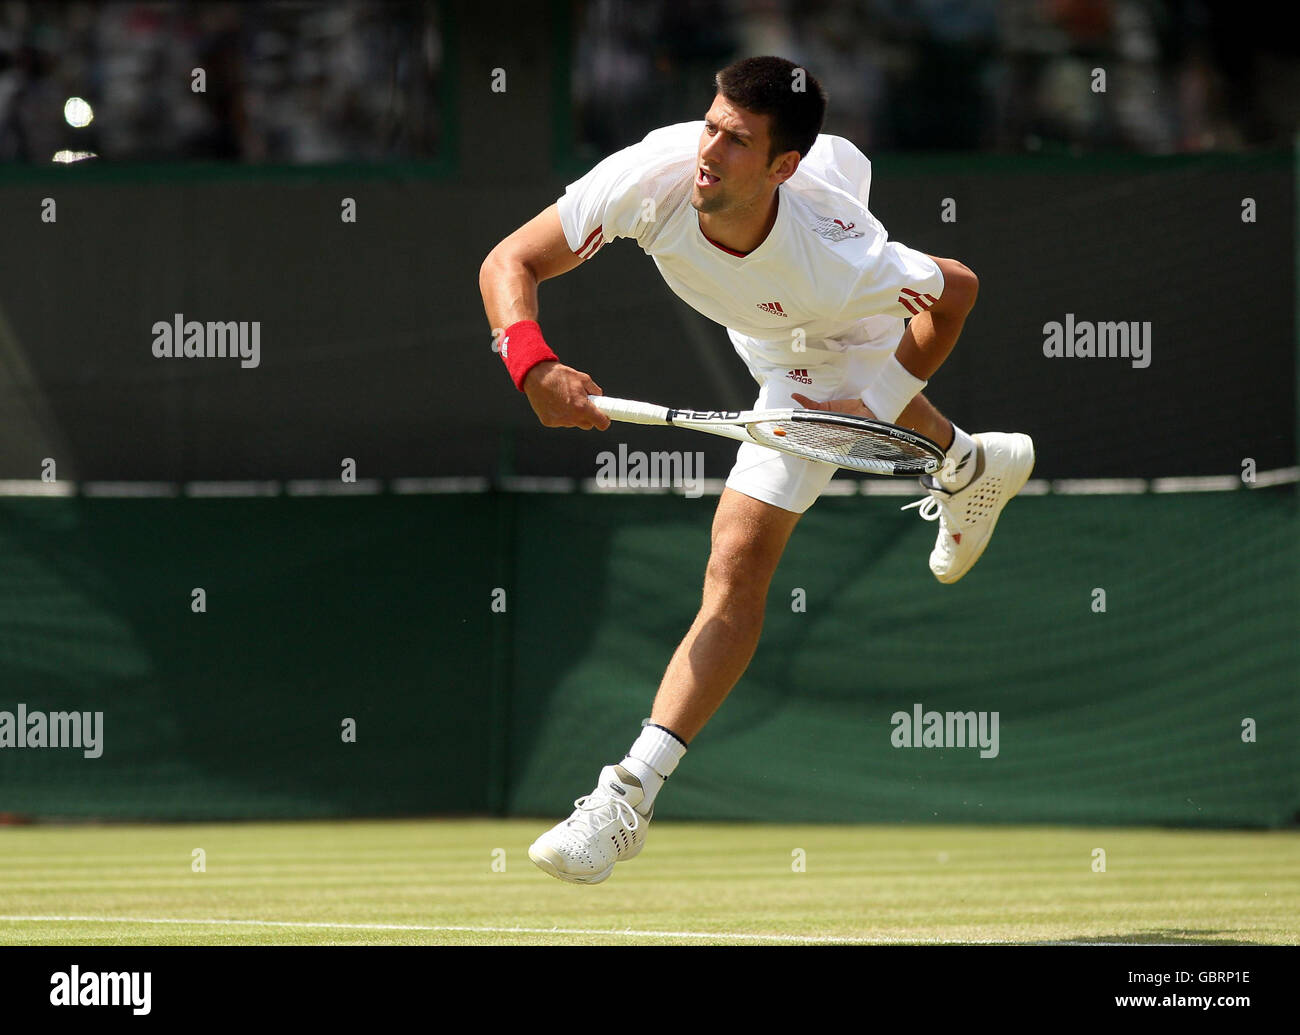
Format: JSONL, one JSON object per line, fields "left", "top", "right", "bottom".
{"left": 574, "top": 0, "right": 1298, "bottom": 157}
{"left": 0, "top": 1, "right": 444, "bottom": 162}
{"left": 0, "top": 0, "right": 1294, "bottom": 164}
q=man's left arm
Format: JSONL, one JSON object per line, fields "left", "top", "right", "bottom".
{"left": 794, "top": 254, "right": 978, "bottom": 421}
{"left": 893, "top": 255, "right": 978, "bottom": 379}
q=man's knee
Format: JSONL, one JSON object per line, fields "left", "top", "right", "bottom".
{"left": 704, "top": 525, "right": 785, "bottom": 604}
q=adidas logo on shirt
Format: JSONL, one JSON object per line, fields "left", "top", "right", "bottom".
{"left": 756, "top": 301, "right": 788, "bottom": 317}
{"left": 785, "top": 368, "right": 813, "bottom": 384}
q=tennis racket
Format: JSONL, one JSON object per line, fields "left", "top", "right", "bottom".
{"left": 588, "top": 395, "right": 944, "bottom": 477}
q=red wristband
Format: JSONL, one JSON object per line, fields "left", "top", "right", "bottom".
{"left": 500, "top": 320, "right": 559, "bottom": 391}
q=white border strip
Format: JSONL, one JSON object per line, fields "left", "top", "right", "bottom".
{"left": 80, "top": 482, "right": 179, "bottom": 498}
{"left": 580, "top": 478, "right": 671, "bottom": 495}
{"left": 392, "top": 477, "right": 491, "bottom": 494}
{"left": 1051, "top": 478, "right": 1148, "bottom": 495}
{"left": 285, "top": 479, "right": 383, "bottom": 497}
{"left": 0, "top": 480, "right": 73, "bottom": 497}
{"left": 1151, "top": 475, "right": 1240, "bottom": 493}
{"left": 0, "top": 468, "right": 1293, "bottom": 499}
{"left": 860, "top": 480, "right": 925, "bottom": 496}
{"left": 497, "top": 476, "right": 576, "bottom": 493}
{"left": 1253, "top": 465, "right": 1300, "bottom": 488}
{"left": 184, "top": 481, "right": 282, "bottom": 498}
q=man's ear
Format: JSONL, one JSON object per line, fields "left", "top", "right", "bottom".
{"left": 770, "top": 150, "right": 801, "bottom": 186}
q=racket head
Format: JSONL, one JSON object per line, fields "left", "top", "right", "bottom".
{"left": 745, "top": 410, "right": 945, "bottom": 477}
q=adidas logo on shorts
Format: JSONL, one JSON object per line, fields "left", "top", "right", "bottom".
{"left": 785, "top": 368, "right": 813, "bottom": 385}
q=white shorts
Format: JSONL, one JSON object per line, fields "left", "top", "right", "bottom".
{"left": 724, "top": 318, "right": 906, "bottom": 514}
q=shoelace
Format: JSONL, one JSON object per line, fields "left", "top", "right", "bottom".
{"left": 901, "top": 494, "right": 950, "bottom": 524}
{"left": 566, "top": 792, "right": 641, "bottom": 838}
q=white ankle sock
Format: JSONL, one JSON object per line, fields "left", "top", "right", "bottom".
{"left": 938, "top": 425, "right": 978, "bottom": 492}
{"left": 620, "top": 723, "right": 688, "bottom": 812}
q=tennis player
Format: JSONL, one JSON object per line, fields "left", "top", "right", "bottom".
{"left": 478, "top": 56, "right": 1034, "bottom": 883}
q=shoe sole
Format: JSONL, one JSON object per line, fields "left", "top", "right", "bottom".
{"left": 935, "top": 435, "right": 1035, "bottom": 585}
{"left": 528, "top": 844, "right": 614, "bottom": 885}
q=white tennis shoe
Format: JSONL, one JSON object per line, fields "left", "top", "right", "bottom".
{"left": 528, "top": 764, "right": 652, "bottom": 884}
{"left": 902, "top": 432, "right": 1035, "bottom": 584}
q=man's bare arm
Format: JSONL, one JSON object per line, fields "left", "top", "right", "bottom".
{"left": 794, "top": 254, "right": 978, "bottom": 420}
{"left": 479, "top": 203, "right": 585, "bottom": 327}
{"left": 479, "top": 204, "right": 610, "bottom": 430}
{"left": 894, "top": 255, "right": 978, "bottom": 381}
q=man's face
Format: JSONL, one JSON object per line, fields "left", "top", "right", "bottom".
{"left": 692, "top": 94, "right": 789, "bottom": 215}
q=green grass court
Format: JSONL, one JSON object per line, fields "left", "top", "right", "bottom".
{"left": 1, "top": 820, "right": 1296, "bottom": 946}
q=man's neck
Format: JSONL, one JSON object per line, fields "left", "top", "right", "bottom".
{"left": 698, "top": 189, "right": 780, "bottom": 256}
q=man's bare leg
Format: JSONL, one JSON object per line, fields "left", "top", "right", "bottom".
{"left": 649, "top": 487, "right": 802, "bottom": 743}
{"left": 895, "top": 392, "right": 954, "bottom": 451}
{"left": 528, "top": 485, "right": 800, "bottom": 882}
{"left": 640, "top": 396, "right": 971, "bottom": 747}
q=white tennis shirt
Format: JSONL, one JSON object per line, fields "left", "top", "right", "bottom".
{"left": 556, "top": 121, "right": 944, "bottom": 368}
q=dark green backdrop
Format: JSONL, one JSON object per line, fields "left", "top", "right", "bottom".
{"left": 1, "top": 488, "right": 1294, "bottom": 827}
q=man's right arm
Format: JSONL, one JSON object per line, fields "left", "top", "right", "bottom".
{"left": 478, "top": 203, "right": 610, "bottom": 430}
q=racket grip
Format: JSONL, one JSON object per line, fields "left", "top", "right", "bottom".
{"left": 587, "top": 395, "right": 671, "bottom": 425}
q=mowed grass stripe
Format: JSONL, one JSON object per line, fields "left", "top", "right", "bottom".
{"left": 1, "top": 820, "right": 1295, "bottom": 945}
{"left": 4, "top": 849, "right": 1289, "bottom": 873}
{"left": 0, "top": 918, "right": 1250, "bottom": 948}
{"left": 0, "top": 916, "right": 1228, "bottom": 947}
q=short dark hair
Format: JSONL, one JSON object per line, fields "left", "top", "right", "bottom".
{"left": 714, "top": 56, "right": 827, "bottom": 163}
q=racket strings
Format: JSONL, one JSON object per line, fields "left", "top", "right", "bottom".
{"left": 748, "top": 419, "right": 940, "bottom": 475}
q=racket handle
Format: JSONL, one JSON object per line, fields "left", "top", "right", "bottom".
{"left": 588, "top": 395, "right": 671, "bottom": 426}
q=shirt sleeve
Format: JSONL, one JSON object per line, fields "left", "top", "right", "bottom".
{"left": 839, "top": 241, "right": 946, "bottom": 322}
{"left": 801, "top": 133, "right": 873, "bottom": 209}
{"left": 555, "top": 141, "right": 660, "bottom": 261}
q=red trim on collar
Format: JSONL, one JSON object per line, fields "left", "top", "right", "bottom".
{"left": 701, "top": 233, "right": 750, "bottom": 257}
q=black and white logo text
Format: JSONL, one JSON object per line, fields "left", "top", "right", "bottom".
{"left": 50, "top": 966, "right": 150, "bottom": 1015}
